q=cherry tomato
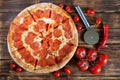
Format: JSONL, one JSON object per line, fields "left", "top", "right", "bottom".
{"left": 65, "top": 6, "right": 71, "bottom": 12}
{"left": 87, "top": 49, "right": 97, "bottom": 61}
{"left": 96, "top": 53, "right": 108, "bottom": 66}
{"left": 87, "top": 9, "right": 95, "bottom": 15}
{"left": 77, "top": 60, "right": 89, "bottom": 71}
{"left": 77, "top": 25, "right": 82, "bottom": 30}
{"left": 16, "top": 67, "right": 22, "bottom": 73}
{"left": 75, "top": 47, "right": 86, "bottom": 59}
{"left": 96, "top": 17, "right": 102, "bottom": 25}
{"left": 89, "top": 64, "right": 101, "bottom": 75}
{"left": 73, "top": 15, "right": 80, "bottom": 22}
{"left": 53, "top": 71, "right": 60, "bottom": 78}
{"left": 10, "top": 63, "right": 16, "bottom": 69}
{"left": 63, "top": 67, "right": 71, "bottom": 75}
{"left": 59, "top": 3, "right": 64, "bottom": 9}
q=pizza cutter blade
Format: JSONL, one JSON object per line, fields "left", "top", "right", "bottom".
{"left": 74, "top": 3, "right": 99, "bottom": 45}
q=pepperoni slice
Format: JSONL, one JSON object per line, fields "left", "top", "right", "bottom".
{"left": 51, "top": 10, "right": 63, "bottom": 24}
{"left": 62, "top": 19, "right": 71, "bottom": 31}
{"left": 64, "top": 30, "right": 72, "bottom": 39}
{"left": 14, "top": 25, "right": 25, "bottom": 35}
{"left": 51, "top": 39, "right": 61, "bottom": 51}
{"left": 48, "top": 38, "right": 53, "bottom": 47}
{"left": 25, "top": 53, "right": 36, "bottom": 66}
{"left": 14, "top": 40, "right": 23, "bottom": 49}
{"left": 46, "top": 32, "right": 52, "bottom": 39}
{"left": 35, "top": 10, "right": 44, "bottom": 18}
{"left": 18, "top": 23, "right": 28, "bottom": 30}
{"left": 34, "top": 49, "right": 40, "bottom": 56}
{"left": 36, "top": 20, "right": 46, "bottom": 31}
{"left": 52, "top": 22, "right": 59, "bottom": 28}
{"left": 46, "top": 56, "right": 56, "bottom": 66}
{"left": 55, "top": 14, "right": 63, "bottom": 23}
{"left": 34, "top": 26, "right": 39, "bottom": 32}
{"left": 30, "top": 42, "right": 39, "bottom": 50}
{"left": 12, "top": 32, "right": 21, "bottom": 42}
{"left": 59, "top": 48, "right": 66, "bottom": 57}
{"left": 39, "top": 49, "right": 47, "bottom": 60}
{"left": 50, "top": 10, "right": 57, "bottom": 20}
{"left": 18, "top": 48, "right": 25, "bottom": 55}
{"left": 44, "top": 9, "right": 51, "bottom": 18}
{"left": 23, "top": 15, "right": 33, "bottom": 25}
{"left": 55, "top": 56, "right": 62, "bottom": 63}
{"left": 18, "top": 48, "right": 35, "bottom": 66}
{"left": 59, "top": 44, "right": 73, "bottom": 57}
{"left": 41, "top": 39, "right": 48, "bottom": 49}
{"left": 53, "top": 28, "right": 62, "bottom": 37}
{"left": 25, "top": 32, "right": 36, "bottom": 44}
{"left": 38, "top": 59, "right": 47, "bottom": 67}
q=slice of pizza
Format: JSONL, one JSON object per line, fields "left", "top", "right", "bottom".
{"left": 7, "top": 3, "right": 78, "bottom": 73}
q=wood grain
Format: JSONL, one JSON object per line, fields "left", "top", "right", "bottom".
{"left": 0, "top": 0, "right": 120, "bottom": 80}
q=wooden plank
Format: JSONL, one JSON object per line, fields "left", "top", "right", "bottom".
{"left": 0, "top": 0, "right": 38, "bottom": 12}
{"left": 0, "top": 0, "right": 120, "bottom": 80}
{"left": 0, "top": 0, "right": 120, "bottom": 12}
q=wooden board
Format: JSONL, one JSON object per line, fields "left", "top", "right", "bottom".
{"left": 0, "top": 0, "right": 120, "bottom": 80}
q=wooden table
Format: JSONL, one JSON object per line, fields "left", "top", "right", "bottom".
{"left": 0, "top": 0, "right": 120, "bottom": 80}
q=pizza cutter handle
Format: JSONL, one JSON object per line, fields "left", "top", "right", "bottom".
{"left": 74, "top": 3, "right": 90, "bottom": 30}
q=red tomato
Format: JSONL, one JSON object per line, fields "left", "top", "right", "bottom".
{"left": 96, "top": 53, "right": 108, "bottom": 66}
{"left": 96, "top": 17, "right": 102, "bottom": 25}
{"left": 73, "top": 15, "right": 80, "bottom": 22}
{"left": 16, "top": 67, "right": 22, "bottom": 73}
{"left": 77, "top": 60, "right": 89, "bottom": 71}
{"left": 53, "top": 71, "right": 60, "bottom": 78}
{"left": 63, "top": 67, "right": 71, "bottom": 75}
{"left": 87, "top": 49, "right": 97, "bottom": 61}
{"left": 75, "top": 47, "right": 86, "bottom": 59}
{"left": 87, "top": 9, "right": 95, "bottom": 15}
{"left": 77, "top": 25, "right": 82, "bottom": 30}
{"left": 65, "top": 6, "right": 71, "bottom": 12}
{"left": 10, "top": 63, "right": 16, "bottom": 69}
{"left": 89, "top": 64, "right": 101, "bottom": 75}
{"left": 59, "top": 3, "right": 64, "bottom": 9}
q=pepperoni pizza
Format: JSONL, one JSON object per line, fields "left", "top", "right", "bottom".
{"left": 7, "top": 3, "right": 78, "bottom": 73}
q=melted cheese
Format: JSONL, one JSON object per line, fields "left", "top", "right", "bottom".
{"left": 40, "top": 18, "right": 55, "bottom": 24}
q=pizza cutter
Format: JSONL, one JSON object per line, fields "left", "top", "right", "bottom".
{"left": 74, "top": 3, "right": 99, "bottom": 45}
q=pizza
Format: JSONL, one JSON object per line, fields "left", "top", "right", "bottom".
{"left": 7, "top": 3, "right": 78, "bottom": 73}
